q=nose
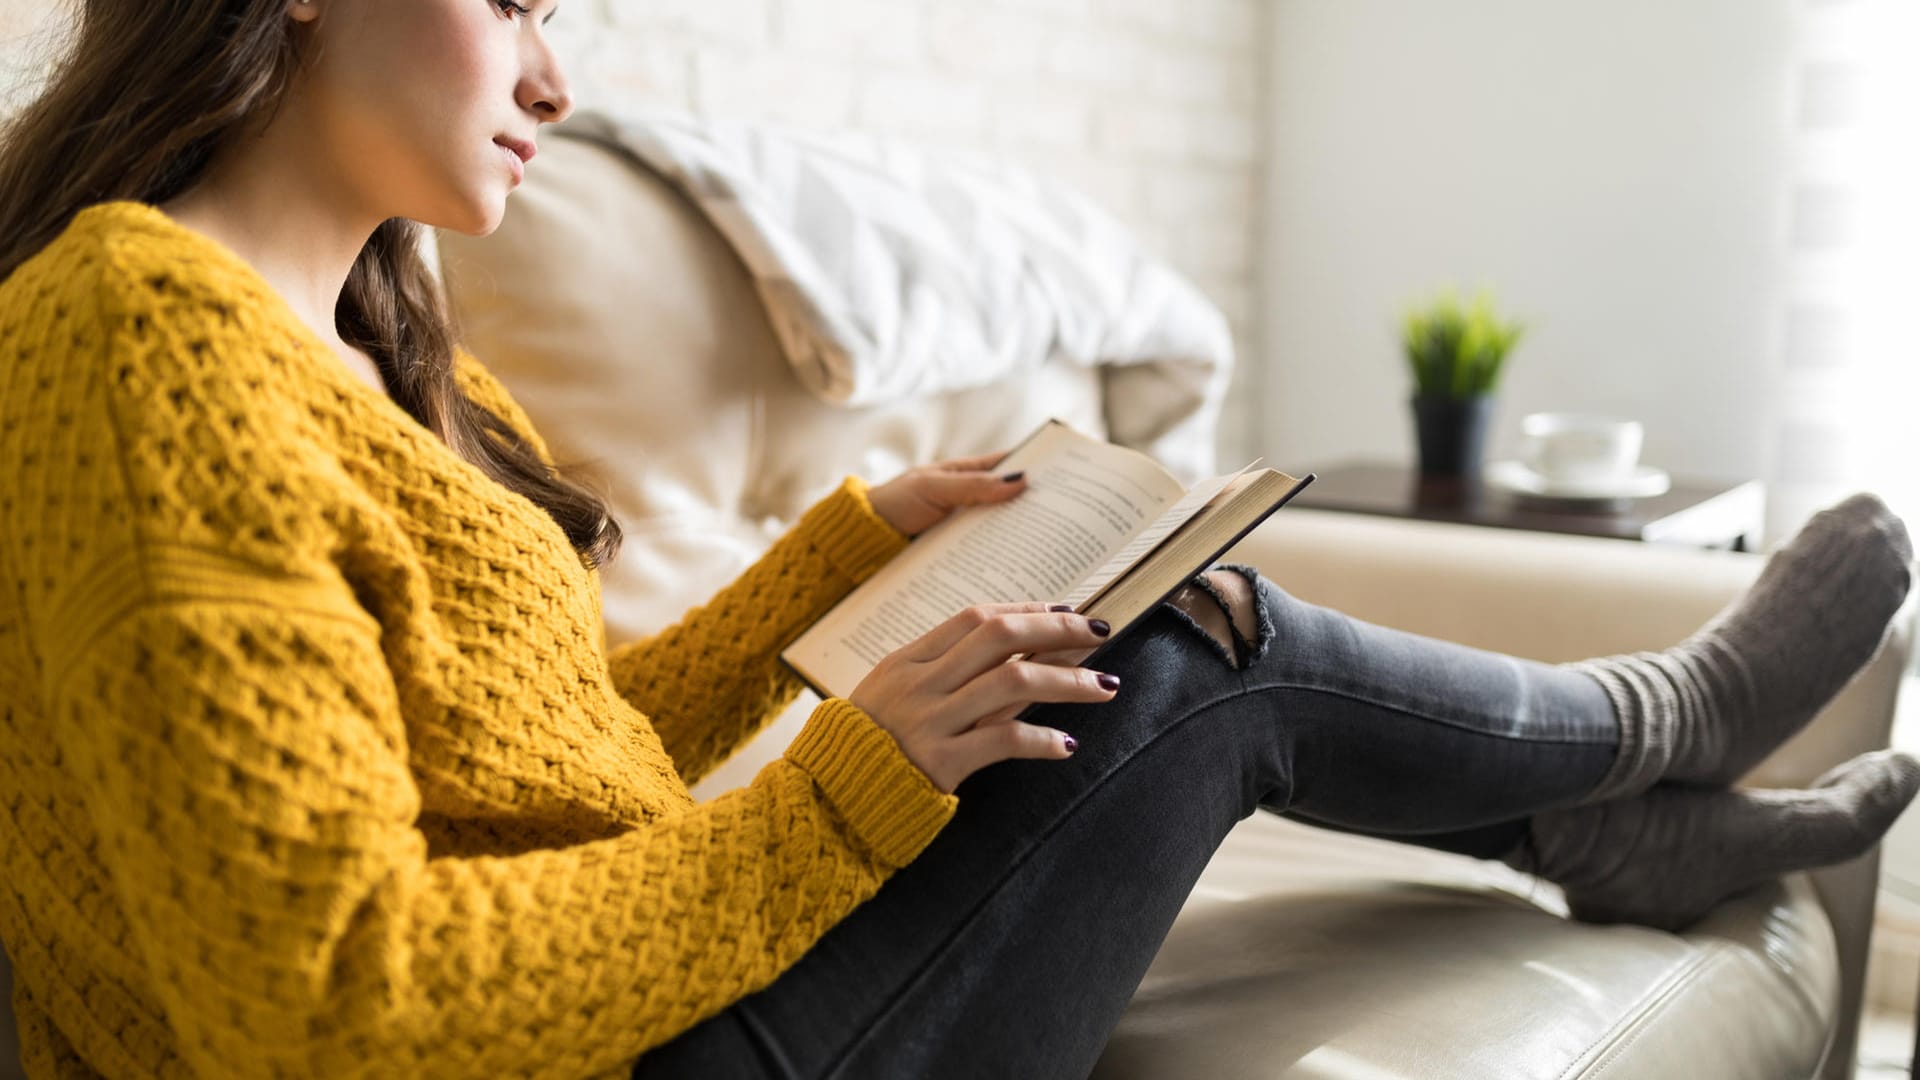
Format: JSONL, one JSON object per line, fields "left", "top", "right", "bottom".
{"left": 521, "top": 45, "right": 574, "bottom": 125}
{"left": 531, "top": 84, "right": 572, "bottom": 124}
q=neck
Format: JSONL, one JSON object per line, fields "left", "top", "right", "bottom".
{"left": 156, "top": 107, "right": 385, "bottom": 353}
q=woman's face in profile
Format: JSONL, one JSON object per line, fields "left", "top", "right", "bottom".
{"left": 290, "top": 0, "right": 571, "bottom": 235}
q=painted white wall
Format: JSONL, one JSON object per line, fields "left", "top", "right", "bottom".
{"left": 0, "top": 0, "right": 1271, "bottom": 470}
{"left": 1261, "top": 0, "right": 1800, "bottom": 517}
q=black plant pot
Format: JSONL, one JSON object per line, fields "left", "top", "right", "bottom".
{"left": 1411, "top": 394, "right": 1496, "bottom": 479}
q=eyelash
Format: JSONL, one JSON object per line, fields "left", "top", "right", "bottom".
{"left": 494, "top": 0, "right": 533, "bottom": 18}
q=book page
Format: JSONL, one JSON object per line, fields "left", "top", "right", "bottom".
{"left": 783, "top": 422, "right": 1189, "bottom": 696}
{"left": 1057, "top": 458, "right": 1261, "bottom": 609}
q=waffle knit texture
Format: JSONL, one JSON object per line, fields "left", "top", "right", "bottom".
{"left": 0, "top": 200, "right": 958, "bottom": 1079}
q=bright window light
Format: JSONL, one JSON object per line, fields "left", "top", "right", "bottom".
{"left": 1831, "top": 0, "right": 1920, "bottom": 525}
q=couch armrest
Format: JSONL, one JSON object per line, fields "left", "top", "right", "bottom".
{"left": 1223, "top": 506, "right": 1917, "bottom": 1080}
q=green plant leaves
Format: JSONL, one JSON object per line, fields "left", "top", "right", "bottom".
{"left": 1400, "top": 287, "right": 1524, "bottom": 399}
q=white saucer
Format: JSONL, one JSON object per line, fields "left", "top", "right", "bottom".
{"left": 1486, "top": 460, "right": 1671, "bottom": 501}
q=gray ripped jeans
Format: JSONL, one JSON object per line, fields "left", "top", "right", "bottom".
{"left": 630, "top": 564, "right": 1620, "bottom": 1080}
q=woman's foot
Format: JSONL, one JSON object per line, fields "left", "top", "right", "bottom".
{"left": 1568, "top": 492, "right": 1913, "bottom": 803}
{"left": 1503, "top": 749, "right": 1920, "bottom": 932}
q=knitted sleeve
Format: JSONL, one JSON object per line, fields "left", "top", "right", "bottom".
{"left": 47, "top": 558, "right": 957, "bottom": 1078}
{"left": 606, "top": 475, "right": 914, "bottom": 789}
{"left": 443, "top": 346, "right": 918, "bottom": 788}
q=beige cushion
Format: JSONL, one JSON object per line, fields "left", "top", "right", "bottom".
{"left": 1093, "top": 811, "right": 1837, "bottom": 1079}
{"left": 435, "top": 132, "right": 1108, "bottom": 648}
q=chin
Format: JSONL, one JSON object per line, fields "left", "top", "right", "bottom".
{"left": 424, "top": 192, "right": 509, "bottom": 238}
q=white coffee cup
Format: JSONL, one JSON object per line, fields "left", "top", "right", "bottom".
{"left": 1519, "top": 413, "right": 1643, "bottom": 485}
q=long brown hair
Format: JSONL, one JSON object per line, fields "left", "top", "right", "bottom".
{"left": 0, "top": 0, "right": 623, "bottom": 569}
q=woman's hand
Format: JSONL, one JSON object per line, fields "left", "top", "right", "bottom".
{"left": 866, "top": 451, "right": 1028, "bottom": 539}
{"left": 850, "top": 601, "right": 1119, "bottom": 794}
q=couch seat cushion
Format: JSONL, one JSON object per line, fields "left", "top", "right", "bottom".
{"left": 1093, "top": 811, "right": 1838, "bottom": 1079}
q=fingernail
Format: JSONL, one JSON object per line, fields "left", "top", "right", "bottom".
{"left": 1049, "top": 603, "right": 1074, "bottom": 612}
{"left": 1089, "top": 618, "right": 1111, "bottom": 637}
{"left": 1063, "top": 735, "right": 1078, "bottom": 753}
{"left": 1097, "top": 672, "right": 1120, "bottom": 691}
{"left": 1001, "top": 471, "right": 1025, "bottom": 482}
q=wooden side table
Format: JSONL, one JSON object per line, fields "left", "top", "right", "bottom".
{"left": 1289, "top": 460, "right": 1766, "bottom": 552}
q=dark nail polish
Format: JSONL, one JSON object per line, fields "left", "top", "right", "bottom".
{"left": 1001, "top": 470, "right": 1025, "bottom": 482}
{"left": 1097, "top": 672, "right": 1121, "bottom": 691}
{"left": 1063, "top": 735, "right": 1078, "bottom": 753}
{"left": 1089, "top": 618, "right": 1111, "bottom": 637}
{"left": 1049, "top": 603, "right": 1074, "bottom": 612}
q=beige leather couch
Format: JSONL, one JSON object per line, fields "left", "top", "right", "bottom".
{"left": 2, "top": 130, "right": 1909, "bottom": 1080}
{"left": 428, "top": 129, "right": 1917, "bottom": 1078}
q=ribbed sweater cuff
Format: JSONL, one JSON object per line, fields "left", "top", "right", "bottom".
{"left": 785, "top": 698, "right": 958, "bottom": 869}
{"left": 800, "top": 476, "right": 911, "bottom": 585}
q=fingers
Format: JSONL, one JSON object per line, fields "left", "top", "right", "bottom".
{"left": 946, "top": 719, "right": 1079, "bottom": 777}
{"left": 933, "top": 608, "right": 1112, "bottom": 692}
{"left": 971, "top": 701, "right": 1029, "bottom": 729}
{"left": 917, "top": 465, "right": 1028, "bottom": 510}
{"left": 931, "top": 658, "right": 1119, "bottom": 728}
{"left": 938, "top": 450, "right": 1013, "bottom": 472}
{"left": 900, "top": 601, "right": 1080, "bottom": 662}
{"left": 966, "top": 687, "right": 1097, "bottom": 730}
{"left": 1021, "top": 644, "right": 1100, "bottom": 669}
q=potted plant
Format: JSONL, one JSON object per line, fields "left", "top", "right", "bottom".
{"left": 1400, "top": 288, "right": 1524, "bottom": 480}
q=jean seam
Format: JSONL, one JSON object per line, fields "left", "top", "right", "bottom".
{"left": 1243, "top": 679, "right": 1618, "bottom": 746}
{"left": 1207, "top": 565, "right": 1578, "bottom": 742}
{"left": 735, "top": 999, "right": 805, "bottom": 1080}
{"left": 820, "top": 683, "right": 1263, "bottom": 1078}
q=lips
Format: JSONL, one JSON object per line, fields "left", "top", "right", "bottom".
{"left": 494, "top": 136, "right": 537, "bottom": 164}
{"left": 492, "top": 137, "right": 534, "bottom": 186}
{"left": 497, "top": 141, "right": 525, "bottom": 185}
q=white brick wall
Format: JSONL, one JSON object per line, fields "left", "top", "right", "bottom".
{"left": 0, "top": 0, "right": 1269, "bottom": 465}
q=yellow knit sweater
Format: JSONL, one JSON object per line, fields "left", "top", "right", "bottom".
{"left": 0, "top": 201, "right": 959, "bottom": 1079}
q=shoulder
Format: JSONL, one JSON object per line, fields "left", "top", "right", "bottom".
{"left": 8, "top": 203, "right": 295, "bottom": 426}
{"left": 0, "top": 203, "right": 123, "bottom": 349}
{"left": 1, "top": 203, "right": 347, "bottom": 565}
{"left": 4, "top": 201, "right": 265, "bottom": 321}
{"left": 1, "top": 202, "right": 288, "bottom": 395}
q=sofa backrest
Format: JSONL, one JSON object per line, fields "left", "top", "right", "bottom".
{"left": 434, "top": 132, "right": 1114, "bottom": 648}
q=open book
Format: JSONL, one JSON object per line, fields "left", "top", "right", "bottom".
{"left": 780, "top": 418, "right": 1315, "bottom": 703}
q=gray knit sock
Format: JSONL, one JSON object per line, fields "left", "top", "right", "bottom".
{"left": 1503, "top": 749, "right": 1920, "bottom": 932}
{"left": 1568, "top": 492, "right": 1913, "bottom": 803}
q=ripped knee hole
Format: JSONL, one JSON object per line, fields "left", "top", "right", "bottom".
{"left": 1169, "top": 569, "right": 1260, "bottom": 669}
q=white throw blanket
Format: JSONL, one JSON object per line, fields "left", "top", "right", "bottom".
{"left": 560, "top": 108, "right": 1236, "bottom": 483}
